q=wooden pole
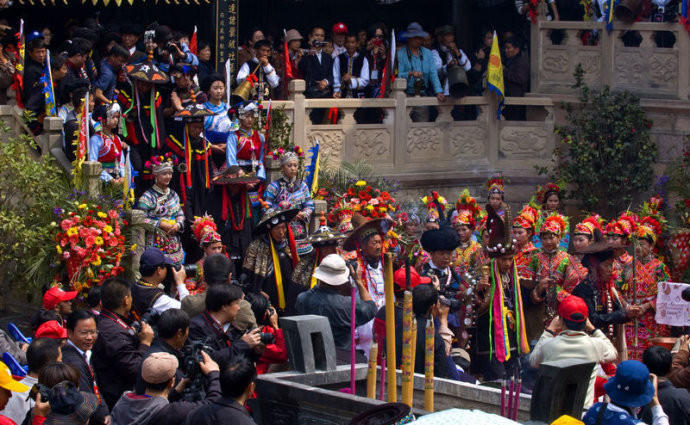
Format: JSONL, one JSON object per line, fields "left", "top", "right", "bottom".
{"left": 384, "top": 252, "right": 397, "bottom": 402}
{"left": 424, "top": 319, "right": 434, "bottom": 412}
{"left": 366, "top": 342, "right": 378, "bottom": 398}
{"left": 401, "top": 291, "right": 413, "bottom": 406}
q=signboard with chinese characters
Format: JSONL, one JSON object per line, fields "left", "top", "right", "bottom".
{"left": 655, "top": 281, "right": 690, "bottom": 326}
{"left": 214, "top": 0, "right": 238, "bottom": 75}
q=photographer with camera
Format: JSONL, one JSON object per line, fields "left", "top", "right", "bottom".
{"left": 152, "top": 25, "right": 198, "bottom": 73}
{"left": 244, "top": 293, "right": 287, "bottom": 374}
{"left": 111, "top": 351, "right": 221, "bottom": 425}
{"left": 299, "top": 26, "right": 334, "bottom": 124}
{"left": 133, "top": 248, "right": 188, "bottom": 316}
{"left": 0, "top": 339, "right": 61, "bottom": 424}
{"left": 92, "top": 278, "right": 155, "bottom": 410}
{"left": 189, "top": 285, "right": 263, "bottom": 366}
{"left": 135, "top": 309, "right": 190, "bottom": 396}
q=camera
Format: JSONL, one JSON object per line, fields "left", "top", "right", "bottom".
{"left": 180, "top": 339, "right": 213, "bottom": 401}
{"left": 311, "top": 40, "right": 327, "bottom": 48}
{"left": 259, "top": 331, "right": 275, "bottom": 345}
{"left": 173, "top": 263, "right": 197, "bottom": 276}
{"left": 29, "top": 384, "right": 52, "bottom": 402}
{"left": 439, "top": 295, "right": 462, "bottom": 313}
{"left": 131, "top": 309, "right": 159, "bottom": 335}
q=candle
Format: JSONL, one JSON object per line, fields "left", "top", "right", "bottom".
{"left": 424, "top": 319, "right": 434, "bottom": 412}
{"left": 384, "top": 252, "right": 397, "bottom": 402}
{"left": 401, "top": 291, "right": 413, "bottom": 406}
{"left": 500, "top": 379, "right": 506, "bottom": 417}
{"left": 513, "top": 379, "right": 522, "bottom": 420}
{"left": 350, "top": 281, "right": 356, "bottom": 394}
{"left": 367, "top": 342, "right": 378, "bottom": 399}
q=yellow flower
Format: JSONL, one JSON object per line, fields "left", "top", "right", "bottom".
{"left": 94, "top": 236, "right": 104, "bottom": 246}
{"left": 97, "top": 212, "right": 107, "bottom": 219}
{"left": 355, "top": 180, "right": 367, "bottom": 187}
{"left": 66, "top": 227, "right": 78, "bottom": 237}
{"left": 91, "top": 258, "right": 102, "bottom": 267}
{"left": 56, "top": 245, "right": 62, "bottom": 254}
{"left": 104, "top": 225, "right": 113, "bottom": 233}
{"left": 78, "top": 204, "right": 87, "bottom": 210}
{"left": 439, "top": 196, "right": 446, "bottom": 204}
{"left": 365, "top": 205, "right": 374, "bottom": 211}
{"left": 130, "top": 243, "right": 138, "bottom": 252}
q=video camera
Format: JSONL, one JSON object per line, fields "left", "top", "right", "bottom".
{"left": 180, "top": 339, "right": 213, "bottom": 402}
{"left": 438, "top": 293, "right": 462, "bottom": 313}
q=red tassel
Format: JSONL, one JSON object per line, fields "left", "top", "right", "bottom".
{"left": 222, "top": 186, "right": 230, "bottom": 222}
{"left": 204, "top": 140, "right": 210, "bottom": 189}
{"left": 287, "top": 225, "right": 299, "bottom": 267}
{"left": 179, "top": 174, "right": 186, "bottom": 206}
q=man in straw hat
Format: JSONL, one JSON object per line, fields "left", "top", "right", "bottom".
{"left": 343, "top": 213, "right": 394, "bottom": 355}
{"left": 292, "top": 213, "right": 346, "bottom": 288}
{"left": 295, "top": 254, "right": 378, "bottom": 352}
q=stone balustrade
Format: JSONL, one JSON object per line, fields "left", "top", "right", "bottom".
{"left": 531, "top": 20, "right": 690, "bottom": 100}
{"left": 264, "top": 79, "right": 556, "bottom": 201}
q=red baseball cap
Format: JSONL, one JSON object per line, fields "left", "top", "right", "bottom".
{"left": 42, "top": 287, "right": 78, "bottom": 310}
{"left": 558, "top": 295, "right": 588, "bottom": 323}
{"left": 35, "top": 320, "right": 68, "bottom": 340}
{"left": 332, "top": 22, "right": 348, "bottom": 34}
{"left": 393, "top": 267, "right": 431, "bottom": 291}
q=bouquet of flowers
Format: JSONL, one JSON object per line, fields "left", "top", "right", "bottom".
{"left": 268, "top": 145, "right": 305, "bottom": 161}
{"left": 342, "top": 180, "right": 397, "bottom": 219}
{"left": 54, "top": 201, "right": 127, "bottom": 294}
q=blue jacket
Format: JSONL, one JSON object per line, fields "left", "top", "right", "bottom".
{"left": 396, "top": 46, "right": 442, "bottom": 95}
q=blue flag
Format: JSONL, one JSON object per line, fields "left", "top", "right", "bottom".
{"left": 304, "top": 142, "right": 320, "bottom": 196}
{"left": 40, "top": 50, "right": 57, "bottom": 117}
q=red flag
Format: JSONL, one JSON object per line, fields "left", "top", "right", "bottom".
{"left": 283, "top": 31, "right": 294, "bottom": 80}
{"left": 378, "top": 61, "right": 388, "bottom": 99}
{"left": 189, "top": 26, "right": 197, "bottom": 55}
{"left": 76, "top": 94, "right": 90, "bottom": 163}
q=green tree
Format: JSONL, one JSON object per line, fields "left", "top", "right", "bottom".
{"left": 0, "top": 122, "right": 73, "bottom": 295}
{"left": 538, "top": 65, "right": 657, "bottom": 216}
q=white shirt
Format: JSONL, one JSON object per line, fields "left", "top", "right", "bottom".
{"left": 331, "top": 44, "right": 347, "bottom": 58}
{"left": 530, "top": 329, "right": 617, "bottom": 408}
{"left": 150, "top": 284, "right": 190, "bottom": 314}
{"left": 0, "top": 374, "right": 37, "bottom": 424}
{"left": 236, "top": 60, "right": 280, "bottom": 89}
{"left": 333, "top": 53, "right": 370, "bottom": 94}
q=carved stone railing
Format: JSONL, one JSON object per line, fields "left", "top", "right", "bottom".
{"left": 264, "top": 79, "right": 555, "bottom": 199}
{"left": 531, "top": 20, "right": 690, "bottom": 100}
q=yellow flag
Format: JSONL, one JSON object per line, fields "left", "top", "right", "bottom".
{"left": 486, "top": 31, "right": 504, "bottom": 120}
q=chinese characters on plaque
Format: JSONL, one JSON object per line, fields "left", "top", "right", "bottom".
{"left": 215, "top": 0, "right": 238, "bottom": 73}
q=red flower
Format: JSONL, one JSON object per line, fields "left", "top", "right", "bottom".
{"left": 685, "top": 199, "right": 690, "bottom": 208}
{"left": 380, "top": 192, "right": 391, "bottom": 201}
{"left": 359, "top": 191, "right": 372, "bottom": 201}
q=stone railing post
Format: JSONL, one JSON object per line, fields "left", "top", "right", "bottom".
{"left": 289, "top": 79, "right": 307, "bottom": 147}
{"left": 392, "top": 78, "right": 408, "bottom": 167}
{"left": 310, "top": 199, "right": 327, "bottom": 233}
{"left": 40, "top": 116, "right": 72, "bottom": 172}
{"left": 678, "top": 27, "right": 689, "bottom": 100}
{"left": 126, "top": 209, "right": 146, "bottom": 281}
{"left": 487, "top": 93, "right": 499, "bottom": 165}
{"left": 82, "top": 161, "right": 102, "bottom": 198}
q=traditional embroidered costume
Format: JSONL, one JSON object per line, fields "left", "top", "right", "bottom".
{"left": 89, "top": 103, "right": 127, "bottom": 182}
{"left": 136, "top": 155, "right": 185, "bottom": 265}
{"left": 451, "top": 189, "right": 486, "bottom": 277}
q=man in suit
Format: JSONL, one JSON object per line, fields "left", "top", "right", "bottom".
{"left": 299, "top": 26, "right": 334, "bottom": 124}
{"left": 63, "top": 309, "right": 110, "bottom": 424}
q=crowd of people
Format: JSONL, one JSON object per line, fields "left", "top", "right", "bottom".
{"left": 0, "top": 6, "right": 688, "bottom": 425}
{"left": 0, "top": 166, "right": 688, "bottom": 424}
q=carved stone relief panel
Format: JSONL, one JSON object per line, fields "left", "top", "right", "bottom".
{"left": 308, "top": 130, "right": 345, "bottom": 164}
{"left": 349, "top": 129, "right": 392, "bottom": 162}
{"left": 406, "top": 127, "right": 443, "bottom": 158}
{"left": 542, "top": 50, "right": 570, "bottom": 81}
{"left": 499, "top": 126, "right": 548, "bottom": 158}
{"left": 449, "top": 126, "right": 487, "bottom": 159}
{"left": 614, "top": 51, "right": 645, "bottom": 86}
{"left": 649, "top": 53, "right": 678, "bottom": 89}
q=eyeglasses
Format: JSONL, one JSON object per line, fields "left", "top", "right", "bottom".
{"left": 76, "top": 330, "right": 98, "bottom": 336}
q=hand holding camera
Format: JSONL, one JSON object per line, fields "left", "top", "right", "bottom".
{"left": 137, "top": 321, "right": 155, "bottom": 346}
{"left": 198, "top": 350, "right": 220, "bottom": 375}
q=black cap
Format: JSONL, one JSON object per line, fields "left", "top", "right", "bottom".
{"left": 139, "top": 247, "right": 174, "bottom": 269}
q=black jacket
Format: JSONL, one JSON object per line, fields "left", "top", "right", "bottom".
{"left": 61, "top": 343, "right": 110, "bottom": 425}
{"left": 188, "top": 311, "right": 257, "bottom": 367}
{"left": 148, "top": 371, "right": 222, "bottom": 425}
{"left": 183, "top": 396, "right": 256, "bottom": 425}
{"left": 92, "top": 310, "right": 150, "bottom": 409}
{"left": 298, "top": 52, "right": 334, "bottom": 98}
{"left": 22, "top": 57, "right": 45, "bottom": 113}
{"left": 571, "top": 279, "right": 628, "bottom": 331}
{"left": 640, "top": 379, "right": 690, "bottom": 425}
